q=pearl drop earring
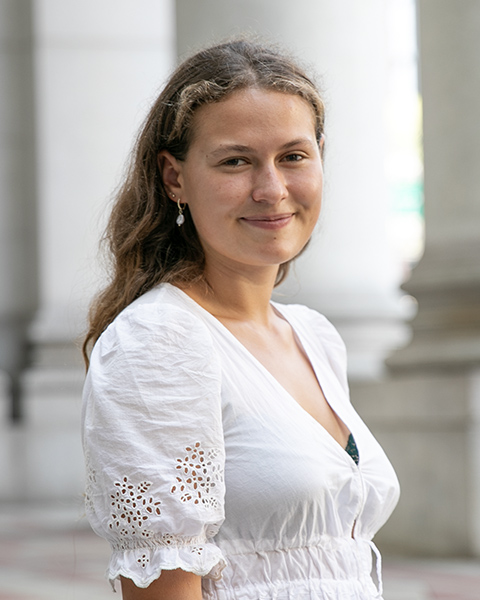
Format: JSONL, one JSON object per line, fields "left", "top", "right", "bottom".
{"left": 176, "top": 199, "right": 185, "bottom": 226}
{"left": 170, "top": 192, "right": 185, "bottom": 226}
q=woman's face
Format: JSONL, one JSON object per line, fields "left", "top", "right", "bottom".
{"left": 161, "top": 88, "right": 324, "bottom": 279}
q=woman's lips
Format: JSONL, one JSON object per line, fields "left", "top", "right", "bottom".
{"left": 240, "top": 214, "right": 294, "bottom": 230}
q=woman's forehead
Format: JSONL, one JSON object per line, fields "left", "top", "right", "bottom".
{"left": 188, "top": 88, "right": 317, "bottom": 148}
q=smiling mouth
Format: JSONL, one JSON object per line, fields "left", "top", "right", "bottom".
{"left": 240, "top": 214, "right": 294, "bottom": 229}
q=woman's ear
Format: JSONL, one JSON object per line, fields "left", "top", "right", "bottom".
{"left": 158, "top": 150, "right": 184, "bottom": 201}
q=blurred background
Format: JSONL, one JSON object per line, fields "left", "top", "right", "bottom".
{"left": 1, "top": 0, "right": 480, "bottom": 598}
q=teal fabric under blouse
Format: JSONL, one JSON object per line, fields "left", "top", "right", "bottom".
{"left": 345, "top": 433, "right": 360, "bottom": 465}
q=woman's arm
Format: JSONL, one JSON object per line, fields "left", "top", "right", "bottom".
{"left": 121, "top": 570, "right": 202, "bottom": 600}
{"left": 83, "top": 303, "right": 226, "bottom": 590}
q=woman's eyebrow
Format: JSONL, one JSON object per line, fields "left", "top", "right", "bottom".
{"left": 208, "top": 144, "right": 252, "bottom": 158}
{"left": 208, "top": 138, "right": 315, "bottom": 158}
{"left": 280, "top": 137, "right": 316, "bottom": 150}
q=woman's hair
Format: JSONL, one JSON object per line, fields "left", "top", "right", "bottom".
{"left": 82, "top": 39, "right": 325, "bottom": 366}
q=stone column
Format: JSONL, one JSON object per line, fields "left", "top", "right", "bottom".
{"left": 391, "top": 0, "right": 480, "bottom": 372}
{"left": 29, "top": 0, "right": 176, "bottom": 369}
{"left": 9, "top": 0, "right": 176, "bottom": 502}
{"left": 176, "top": 0, "right": 410, "bottom": 380}
{"left": 0, "top": 0, "right": 37, "bottom": 421}
{"left": 353, "top": 0, "right": 480, "bottom": 557}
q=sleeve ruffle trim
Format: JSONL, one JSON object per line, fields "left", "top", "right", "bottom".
{"left": 107, "top": 542, "right": 227, "bottom": 590}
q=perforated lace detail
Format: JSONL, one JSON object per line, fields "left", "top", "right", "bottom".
{"left": 111, "top": 531, "right": 208, "bottom": 551}
{"left": 84, "top": 451, "right": 96, "bottom": 515}
{"left": 108, "top": 477, "right": 162, "bottom": 539}
{"left": 171, "top": 441, "right": 223, "bottom": 508}
{"left": 137, "top": 553, "right": 149, "bottom": 569}
{"left": 133, "top": 545, "right": 206, "bottom": 569}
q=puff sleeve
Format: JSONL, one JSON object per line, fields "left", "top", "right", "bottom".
{"left": 81, "top": 300, "right": 226, "bottom": 589}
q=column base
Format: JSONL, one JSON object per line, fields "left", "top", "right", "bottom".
{"left": 389, "top": 241, "right": 480, "bottom": 371}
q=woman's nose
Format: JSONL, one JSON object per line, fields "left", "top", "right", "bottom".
{"left": 251, "top": 165, "right": 288, "bottom": 203}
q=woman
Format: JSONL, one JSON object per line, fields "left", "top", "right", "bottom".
{"left": 82, "top": 40, "right": 400, "bottom": 599}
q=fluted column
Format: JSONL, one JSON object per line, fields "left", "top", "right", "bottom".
{"left": 176, "top": 0, "right": 410, "bottom": 380}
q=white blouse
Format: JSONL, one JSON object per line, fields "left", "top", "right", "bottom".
{"left": 82, "top": 283, "right": 400, "bottom": 599}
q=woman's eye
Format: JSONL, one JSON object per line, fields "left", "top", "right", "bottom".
{"left": 222, "top": 157, "right": 246, "bottom": 167}
{"left": 283, "top": 153, "right": 304, "bottom": 162}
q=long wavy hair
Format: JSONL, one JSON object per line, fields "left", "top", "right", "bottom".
{"left": 82, "top": 39, "right": 325, "bottom": 367}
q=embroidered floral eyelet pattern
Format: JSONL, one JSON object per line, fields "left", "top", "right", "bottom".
{"left": 109, "top": 477, "right": 162, "bottom": 538}
{"left": 137, "top": 553, "right": 149, "bottom": 568}
{"left": 171, "top": 442, "right": 223, "bottom": 509}
{"left": 160, "top": 533, "right": 176, "bottom": 545}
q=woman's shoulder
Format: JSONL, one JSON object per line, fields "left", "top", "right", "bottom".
{"left": 84, "top": 283, "right": 222, "bottom": 421}
{"left": 273, "top": 301, "right": 345, "bottom": 349}
{"left": 92, "top": 283, "right": 214, "bottom": 360}
{"left": 273, "top": 301, "right": 349, "bottom": 391}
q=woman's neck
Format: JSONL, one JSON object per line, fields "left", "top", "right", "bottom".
{"left": 182, "top": 263, "right": 279, "bottom": 327}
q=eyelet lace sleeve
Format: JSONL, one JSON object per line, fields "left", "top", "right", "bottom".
{"left": 82, "top": 300, "right": 226, "bottom": 590}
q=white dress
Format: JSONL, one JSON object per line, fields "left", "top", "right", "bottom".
{"left": 82, "top": 283, "right": 400, "bottom": 599}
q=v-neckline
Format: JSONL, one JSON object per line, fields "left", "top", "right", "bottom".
{"left": 165, "top": 284, "right": 354, "bottom": 455}
{"left": 271, "top": 301, "right": 354, "bottom": 453}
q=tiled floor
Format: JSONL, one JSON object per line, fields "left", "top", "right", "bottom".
{"left": 383, "top": 559, "right": 480, "bottom": 600}
{"left": 1, "top": 503, "right": 480, "bottom": 599}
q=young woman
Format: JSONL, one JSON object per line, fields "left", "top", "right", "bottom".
{"left": 82, "top": 40, "right": 400, "bottom": 600}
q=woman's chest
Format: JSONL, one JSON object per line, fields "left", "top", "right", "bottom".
{"left": 208, "top": 324, "right": 400, "bottom": 546}
{"left": 217, "top": 396, "right": 363, "bottom": 547}
{"left": 217, "top": 366, "right": 397, "bottom": 534}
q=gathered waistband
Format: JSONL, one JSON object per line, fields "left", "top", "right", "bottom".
{"left": 203, "top": 536, "right": 384, "bottom": 600}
